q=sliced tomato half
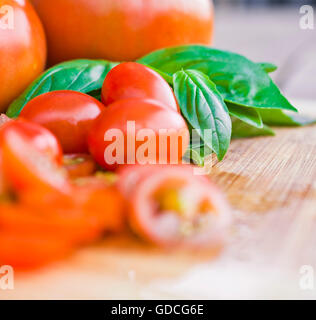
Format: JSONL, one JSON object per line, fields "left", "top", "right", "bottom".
{"left": 1, "top": 128, "right": 70, "bottom": 194}
{"left": 0, "top": 231, "right": 72, "bottom": 269}
{"left": 125, "top": 165, "right": 231, "bottom": 248}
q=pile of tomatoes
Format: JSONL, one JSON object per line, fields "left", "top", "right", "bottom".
{"left": 0, "top": 62, "right": 230, "bottom": 270}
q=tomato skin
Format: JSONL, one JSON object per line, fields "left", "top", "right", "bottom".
{"left": 31, "top": 0, "right": 213, "bottom": 64}
{"left": 63, "top": 154, "right": 97, "bottom": 179}
{"left": 1, "top": 127, "right": 70, "bottom": 194}
{"left": 88, "top": 99, "right": 189, "bottom": 171}
{"left": 20, "top": 91, "right": 106, "bottom": 154}
{"left": 0, "top": 119, "right": 63, "bottom": 164}
{"left": 102, "top": 62, "right": 179, "bottom": 112}
{"left": 124, "top": 165, "right": 231, "bottom": 248}
{"left": 0, "top": 0, "right": 46, "bottom": 112}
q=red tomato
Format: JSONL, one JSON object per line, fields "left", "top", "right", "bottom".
{"left": 0, "top": 230, "right": 72, "bottom": 269}
{"left": 0, "top": 119, "right": 63, "bottom": 164}
{"left": 102, "top": 62, "right": 179, "bottom": 112}
{"left": 1, "top": 126, "right": 70, "bottom": 194}
{"left": 124, "top": 165, "right": 231, "bottom": 248}
{"left": 75, "top": 181, "right": 126, "bottom": 233}
{"left": 0, "top": 203, "right": 102, "bottom": 246}
{"left": 31, "top": 0, "right": 213, "bottom": 64}
{"left": 0, "top": 156, "right": 4, "bottom": 195}
{"left": 20, "top": 90, "right": 105, "bottom": 153}
{"left": 0, "top": 0, "right": 46, "bottom": 112}
{"left": 63, "top": 154, "right": 97, "bottom": 179}
{"left": 88, "top": 99, "right": 189, "bottom": 171}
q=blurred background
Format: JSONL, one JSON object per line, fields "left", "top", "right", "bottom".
{"left": 213, "top": 0, "right": 316, "bottom": 101}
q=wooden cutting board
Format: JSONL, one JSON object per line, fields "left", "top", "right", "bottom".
{"left": 1, "top": 101, "right": 316, "bottom": 300}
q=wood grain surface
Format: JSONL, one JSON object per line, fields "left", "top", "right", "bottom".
{"left": 1, "top": 103, "right": 316, "bottom": 300}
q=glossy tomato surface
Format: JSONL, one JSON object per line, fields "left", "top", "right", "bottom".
{"left": 122, "top": 165, "right": 231, "bottom": 248}
{"left": 102, "top": 62, "right": 179, "bottom": 112}
{"left": 0, "top": 119, "right": 62, "bottom": 164}
{"left": 0, "top": 0, "right": 46, "bottom": 112}
{"left": 1, "top": 127, "right": 70, "bottom": 194}
{"left": 88, "top": 99, "right": 189, "bottom": 171}
{"left": 31, "top": 0, "right": 214, "bottom": 64}
{"left": 20, "top": 91, "right": 105, "bottom": 153}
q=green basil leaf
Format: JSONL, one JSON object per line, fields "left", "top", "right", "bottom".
{"left": 231, "top": 117, "right": 275, "bottom": 139}
{"left": 139, "top": 45, "right": 296, "bottom": 112}
{"left": 173, "top": 70, "right": 231, "bottom": 161}
{"left": 140, "top": 64, "right": 173, "bottom": 85}
{"left": 258, "top": 109, "right": 316, "bottom": 127}
{"left": 7, "top": 59, "right": 118, "bottom": 118}
{"left": 258, "top": 62, "right": 278, "bottom": 73}
{"left": 227, "top": 103, "right": 263, "bottom": 128}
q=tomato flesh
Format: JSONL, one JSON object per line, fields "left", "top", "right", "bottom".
{"left": 1, "top": 127, "right": 70, "bottom": 194}
{"left": 124, "top": 165, "right": 231, "bottom": 248}
{"left": 63, "top": 154, "right": 97, "bottom": 179}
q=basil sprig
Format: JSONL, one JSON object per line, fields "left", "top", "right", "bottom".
{"left": 7, "top": 45, "right": 315, "bottom": 164}
{"left": 138, "top": 45, "right": 296, "bottom": 112}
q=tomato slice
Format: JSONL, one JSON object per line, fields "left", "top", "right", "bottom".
{"left": 1, "top": 127, "right": 70, "bottom": 194}
{"left": 117, "top": 164, "right": 176, "bottom": 198}
{"left": 0, "top": 114, "right": 11, "bottom": 127}
{"left": 125, "top": 165, "right": 231, "bottom": 248}
{"left": 0, "top": 231, "right": 72, "bottom": 269}
{"left": 63, "top": 154, "right": 97, "bottom": 179}
{"left": 0, "top": 118, "right": 63, "bottom": 164}
{"left": 73, "top": 178, "right": 126, "bottom": 233}
{"left": 0, "top": 203, "right": 103, "bottom": 245}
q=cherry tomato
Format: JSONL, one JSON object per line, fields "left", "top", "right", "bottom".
{"left": 1, "top": 126, "right": 70, "bottom": 194}
{"left": 88, "top": 99, "right": 189, "bottom": 171}
{"left": 124, "top": 165, "right": 231, "bottom": 248}
{"left": 0, "top": 119, "right": 63, "bottom": 164}
{"left": 63, "top": 154, "right": 97, "bottom": 179}
{"left": 0, "top": 0, "right": 46, "bottom": 112}
{"left": 20, "top": 90, "right": 105, "bottom": 153}
{"left": 31, "top": 0, "right": 213, "bottom": 64}
{"left": 102, "top": 62, "right": 179, "bottom": 112}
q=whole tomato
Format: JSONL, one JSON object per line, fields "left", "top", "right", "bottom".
{"left": 31, "top": 0, "right": 214, "bottom": 64}
{"left": 0, "top": 0, "right": 46, "bottom": 112}
{"left": 20, "top": 90, "right": 106, "bottom": 154}
{"left": 102, "top": 62, "right": 179, "bottom": 112}
{"left": 88, "top": 99, "right": 190, "bottom": 171}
